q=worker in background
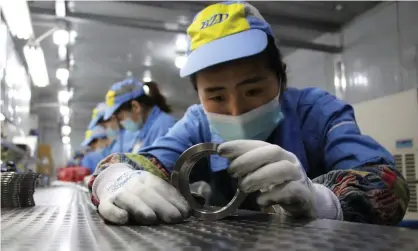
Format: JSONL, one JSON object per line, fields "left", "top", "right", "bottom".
{"left": 80, "top": 126, "right": 109, "bottom": 174}
{"left": 88, "top": 102, "right": 126, "bottom": 156}
{"left": 88, "top": 2, "right": 409, "bottom": 226}
{"left": 102, "top": 78, "right": 177, "bottom": 153}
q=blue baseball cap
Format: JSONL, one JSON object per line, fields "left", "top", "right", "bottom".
{"left": 180, "top": 1, "right": 274, "bottom": 77}
{"left": 80, "top": 126, "right": 107, "bottom": 147}
{"left": 104, "top": 78, "right": 147, "bottom": 120}
{"left": 88, "top": 102, "right": 108, "bottom": 130}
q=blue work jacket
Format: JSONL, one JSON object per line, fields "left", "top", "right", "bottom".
{"left": 128, "top": 106, "right": 177, "bottom": 153}
{"left": 81, "top": 151, "right": 105, "bottom": 174}
{"left": 141, "top": 87, "right": 394, "bottom": 177}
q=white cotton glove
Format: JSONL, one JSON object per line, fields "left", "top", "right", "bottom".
{"left": 94, "top": 163, "right": 190, "bottom": 225}
{"left": 218, "top": 140, "right": 343, "bottom": 220}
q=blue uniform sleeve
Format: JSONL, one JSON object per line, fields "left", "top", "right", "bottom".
{"left": 299, "top": 88, "right": 394, "bottom": 170}
{"left": 140, "top": 114, "right": 177, "bottom": 150}
{"left": 299, "top": 88, "right": 409, "bottom": 225}
{"left": 81, "top": 152, "right": 104, "bottom": 174}
{"left": 81, "top": 155, "right": 89, "bottom": 169}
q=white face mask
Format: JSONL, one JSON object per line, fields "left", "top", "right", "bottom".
{"left": 205, "top": 94, "right": 284, "bottom": 141}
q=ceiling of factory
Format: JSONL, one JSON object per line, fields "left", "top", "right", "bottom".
{"left": 25, "top": 1, "right": 379, "bottom": 134}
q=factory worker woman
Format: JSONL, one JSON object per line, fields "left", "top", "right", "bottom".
{"left": 80, "top": 126, "right": 109, "bottom": 174}
{"left": 88, "top": 102, "right": 126, "bottom": 154}
{"left": 89, "top": 2, "right": 409, "bottom": 225}
{"left": 103, "top": 78, "right": 176, "bottom": 153}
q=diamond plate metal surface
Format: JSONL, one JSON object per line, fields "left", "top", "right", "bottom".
{"left": 1, "top": 184, "right": 418, "bottom": 251}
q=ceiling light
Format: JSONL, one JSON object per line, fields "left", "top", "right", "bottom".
{"left": 63, "top": 115, "right": 70, "bottom": 124}
{"left": 53, "top": 29, "right": 70, "bottom": 46}
{"left": 8, "top": 89, "right": 15, "bottom": 99}
{"left": 58, "top": 90, "right": 72, "bottom": 104}
{"left": 70, "top": 30, "right": 77, "bottom": 44}
{"left": 175, "top": 55, "right": 187, "bottom": 69}
{"left": 23, "top": 45, "right": 49, "bottom": 87}
{"left": 58, "top": 45, "right": 67, "bottom": 60}
{"left": 60, "top": 105, "right": 70, "bottom": 116}
{"left": 8, "top": 105, "right": 14, "bottom": 115}
{"left": 55, "top": 0, "right": 66, "bottom": 17}
{"left": 2, "top": 0, "right": 33, "bottom": 39}
{"left": 56, "top": 68, "right": 69, "bottom": 82}
{"left": 62, "top": 136, "right": 71, "bottom": 144}
{"left": 142, "top": 70, "right": 152, "bottom": 83}
{"left": 335, "top": 4, "right": 343, "bottom": 11}
{"left": 61, "top": 125, "right": 71, "bottom": 136}
{"left": 18, "top": 87, "right": 31, "bottom": 101}
{"left": 143, "top": 85, "right": 150, "bottom": 96}
{"left": 176, "top": 34, "right": 188, "bottom": 52}
{"left": 142, "top": 76, "right": 152, "bottom": 83}
{"left": 64, "top": 143, "right": 72, "bottom": 159}
{"left": 0, "top": 113, "right": 5, "bottom": 121}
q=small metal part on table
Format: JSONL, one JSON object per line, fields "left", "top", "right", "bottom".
{"left": 171, "top": 143, "right": 247, "bottom": 221}
{"left": 1, "top": 172, "right": 40, "bottom": 208}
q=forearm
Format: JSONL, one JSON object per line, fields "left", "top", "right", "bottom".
{"left": 313, "top": 164, "right": 409, "bottom": 225}
{"left": 88, "top": 153, "right": 169, "bottom": 206}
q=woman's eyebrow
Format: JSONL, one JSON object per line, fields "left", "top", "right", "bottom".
{"left": 236, "top": 76, "right": 267, "bottom": 86}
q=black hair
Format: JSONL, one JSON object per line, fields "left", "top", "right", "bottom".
{"left": 117, "top": 81, "right": 172, "bottom": 114}
{"left": 89, "top": 136, "right": 107, "bottom": 147}
{"left": 190, "top": 35, "right": 287, "bottom": 94}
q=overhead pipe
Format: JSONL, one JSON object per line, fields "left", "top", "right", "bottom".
{"left": 123, "top": 1, "right": 341, "bottom": 33}
{"left": 29, "top": 6, "right": 343, "bottom": 54}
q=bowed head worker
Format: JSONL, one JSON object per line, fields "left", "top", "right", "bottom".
{"left": 88, "top": 2, "right": 409, "bottom": 226}
{"left": 103, "top": 78, "right": 177, "bottom": 153}
{"left": 80, "top": 126, "right": 109, "bottom": 174}
{"left": 89, "top": 102, "right": 127, "bottom": 155}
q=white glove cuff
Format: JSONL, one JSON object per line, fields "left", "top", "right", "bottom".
{"left": 313, "top": 183, "right": 343, "bottom": 220}
{"left": 93, "top": 163, "right": 135, "bottom": 201}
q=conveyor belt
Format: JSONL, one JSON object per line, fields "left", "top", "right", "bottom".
{"left": 1, "top": 184, "right": 418, "bottom": 251}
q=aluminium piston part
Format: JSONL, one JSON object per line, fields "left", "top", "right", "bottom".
{"left": 171, "top": 142, "right": 247, "bottom": 221}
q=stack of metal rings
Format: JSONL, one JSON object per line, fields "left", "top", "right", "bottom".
{"left": 1, "top": 172, "right": 40, "bottom": 208}
{"left": 171, "top": 142, "right": 247, "bottom": 221}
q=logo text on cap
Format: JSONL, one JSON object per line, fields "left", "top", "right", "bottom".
{"left": 201, "top": 13, "right": 229, "bottom": 30}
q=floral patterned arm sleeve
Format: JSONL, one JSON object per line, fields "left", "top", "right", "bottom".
{"left": 313, "top": 164, "right": 409, "bottom": 225}
{"left": 88, "top": 153, "right": 168, "bottom": 206}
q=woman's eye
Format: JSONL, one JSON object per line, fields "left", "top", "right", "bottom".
{"left": 246, "top": 89, "right": 262, "bottom": 96}
{"left": 209, "top": 96, "right": 225, "bottom": 102}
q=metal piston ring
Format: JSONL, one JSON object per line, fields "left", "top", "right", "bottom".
{"left": 171, "top": 143, "right": 247, "bottom": 220}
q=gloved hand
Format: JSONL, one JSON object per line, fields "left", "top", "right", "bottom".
{"left": 218, "top": 140, "right": 342, "bottom": 220}
{"left": 96, "top": 164, "right": 190, "bottom": 225}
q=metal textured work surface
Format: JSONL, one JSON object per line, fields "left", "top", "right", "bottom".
{"left": 2, "top": 185, "right": 418, "bottom": 251}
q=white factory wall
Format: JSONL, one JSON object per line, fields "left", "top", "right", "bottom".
{"left": 285, "top": 33, "right": 339, "bottom": 95}
{"left": 285, "top": 1, "right": 418, "bottom": 103}
{"left": 353, "top": 88, "right": 418, "bottom": 153}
